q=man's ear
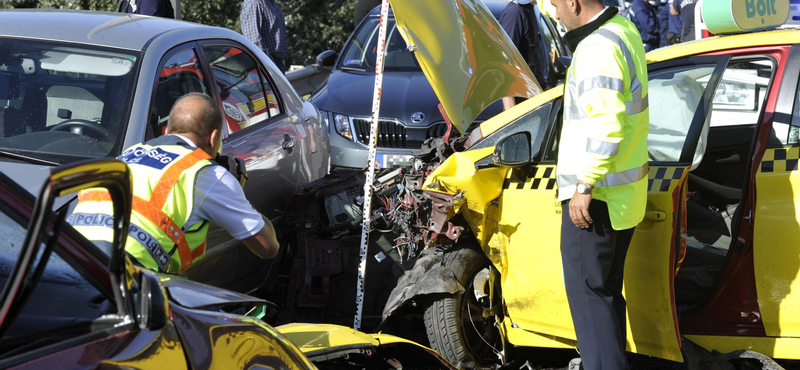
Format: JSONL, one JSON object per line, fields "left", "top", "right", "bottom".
{"left": 209, "top": 128, "right": 221, "bottom": 154}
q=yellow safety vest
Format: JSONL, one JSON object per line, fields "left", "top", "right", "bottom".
{"left": 557, "top": 14, "right": 650, "bottom": 230}
{"left": 69, "top": 137, "right": 213, "bottom": 273}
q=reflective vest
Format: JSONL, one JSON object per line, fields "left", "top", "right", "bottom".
{"left": 69, "top": 136, "right": 213, "bottom": 273}
{"left": 556, "top": 14, "right": 650, "bottom": 230}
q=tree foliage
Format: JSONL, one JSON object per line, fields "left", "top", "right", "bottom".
{"left": 0, "top": 0, "right": 358, "bottom": 67}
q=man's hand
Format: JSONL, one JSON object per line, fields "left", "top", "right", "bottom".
{"left": 569, "top": 190, "right": 593, "bottom": 229}
{"left": 215, "top": 154, "right": 248, "bottom": 188}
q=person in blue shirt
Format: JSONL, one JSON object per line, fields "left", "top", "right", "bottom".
{"left": 629, "top": 0, "right": 660, "bottom": 52}
{"left": 119, "top": 0, "right": 174, "bottom": 18}
{"left": 671, "top": 0, "right": 697, "bottom": 42}
{"left": 664, "top": 0, "right": 683, "bottom": 44}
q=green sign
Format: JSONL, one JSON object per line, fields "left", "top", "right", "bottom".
{"left": 703, "top": 0, "right": 789, "bottom": 34}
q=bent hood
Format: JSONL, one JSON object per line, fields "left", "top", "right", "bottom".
{"left": 389, "top": 0, "right": 542, "bottom": 134}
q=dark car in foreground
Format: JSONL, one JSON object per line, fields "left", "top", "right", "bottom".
{"left": 0, "top": 10, "right": 329, "bottom": 293}
{"left": 311, "top": 0, "right": 569, "bottom": 169}
{"left": 0, "top": 159, "right": 456, "bottom": 370}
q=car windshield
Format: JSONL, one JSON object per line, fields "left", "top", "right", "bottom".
{"left": 339, "top": 17, "right": 420, "bottom": 71}
{"left": 0, "top": 38, "right": 140, "bottom": 165}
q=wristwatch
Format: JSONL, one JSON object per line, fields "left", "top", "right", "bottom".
{"left": 577, "top": 182, "right": 593, "bottom": 195}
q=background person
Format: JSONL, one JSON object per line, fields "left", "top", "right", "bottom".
{"left": 670, "top": 0, "right": 696, "bottom": 42}
{"left": 241, "top": 0, "right": 289, "bottom": 73}
{"left": 70, "top": 93, "right": 279, "bottom": 274}
{"left": 550, "top": 0, "right": 649, "bottom": 367}
{"left": 118, "top": 0, "right": 174, "bottom": 17}
{"left": 500, "top": 0, "right": 548, "bottom": 109}
{"left": 628, "top": 0, "right": 660, "bottom": 51}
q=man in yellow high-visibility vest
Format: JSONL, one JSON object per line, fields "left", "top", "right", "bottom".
{"left": 69, "top": 93, "right": 279, "bottom": 273}
{"left": 551, "top": 0, "right": 649, "bottom": 368}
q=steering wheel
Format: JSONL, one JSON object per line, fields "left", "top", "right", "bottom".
{"left": 49, "top": 119, "right": 111, "bottom": 141}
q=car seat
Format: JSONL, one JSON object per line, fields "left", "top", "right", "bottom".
{"left": 44, "top": 85, "right": 104, "bottom": 128}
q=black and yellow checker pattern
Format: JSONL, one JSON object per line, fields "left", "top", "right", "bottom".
{"left": 760, "top": 148, "right": 800, "bottom": 173}
{"left": 648, "top": 166, "right": 685, "bottom": 193}
{"left": 503, "top": 166, "right": 557, "bottom": 191}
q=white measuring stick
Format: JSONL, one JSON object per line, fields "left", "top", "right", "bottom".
{"left": 354, "top": 0, "right": 391, "bottom": 331}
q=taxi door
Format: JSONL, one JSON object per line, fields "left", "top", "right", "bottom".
{"left": 492, "top": 55, "right": 730, "bottom": 362}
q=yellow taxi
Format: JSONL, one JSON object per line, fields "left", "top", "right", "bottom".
{"left": 379, "top": 0, "right": 800, "bottom": 368}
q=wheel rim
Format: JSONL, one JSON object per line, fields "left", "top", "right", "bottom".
{"left": 460, "top": 267, "right": 502, "bottom": 365}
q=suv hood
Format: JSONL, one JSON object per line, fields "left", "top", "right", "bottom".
{"left": 389, "top": 0, "right": 542, "bottom": 134}
{"left": 323, "top": 70, "right": 443, "bottom": 127}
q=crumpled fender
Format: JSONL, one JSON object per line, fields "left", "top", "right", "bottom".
{"left": 381, "top": 242, "right": 489, "bottom": 323}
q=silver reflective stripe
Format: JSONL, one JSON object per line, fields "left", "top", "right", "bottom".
{"left": 592, "top": 28, "right": 648, "bottom": 116}
{"left": 556, "top": 162, "right": 648, "bottom": 189}
{"left": 578, "top": 76, "right": 624, "bottom": 96}
{"left": 586, "top": 138, "right": 620, "bottom": 156}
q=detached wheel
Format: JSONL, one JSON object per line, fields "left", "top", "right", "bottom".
{"left": 424, "top": 260, "right": 502, "bottom": 369}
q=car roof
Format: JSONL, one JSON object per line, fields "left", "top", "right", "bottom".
{"left": 0, "top": 10, "right": 225, "bottom": 52}
{"left": 648, "top": 28, "right": 800, "bottom": 62}
{"left": 367, "top": 0, "right": 508, "bottom": 19}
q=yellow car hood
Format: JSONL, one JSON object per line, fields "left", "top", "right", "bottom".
{"left": 389, "top": 0, "right": 542, "bottom": 134}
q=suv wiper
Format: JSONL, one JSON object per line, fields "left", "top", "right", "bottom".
{"left": 0, "top": 149, "right": 61, "bottom": 166}
{"left": 340, "top": 66, "right": 370, "bottom": 72}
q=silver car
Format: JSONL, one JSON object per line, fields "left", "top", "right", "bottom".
{"left": 0, "top": 10, "right": 330, "bottom": 291}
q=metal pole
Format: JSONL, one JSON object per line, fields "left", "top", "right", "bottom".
{"left": 354, "top": 0, "right": 390, "bottom": 331}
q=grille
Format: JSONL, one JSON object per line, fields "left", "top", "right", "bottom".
{"left": 426, "top": 122, "right": 449, "bottom": 138}
{"left": 352, "top": 118, "right": 408, "bottom": 148}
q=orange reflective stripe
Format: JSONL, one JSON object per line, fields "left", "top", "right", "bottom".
{"left": 148, "top": 149, "right": 211, "bottom": 211}
{"left": 192, "top": 240, "right": 206, "bottom": 261}
{"left": 78, "top": 189, "right": 111, "bottom": 202}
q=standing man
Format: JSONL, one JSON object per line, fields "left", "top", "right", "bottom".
{"left": 119, "top": 0, "right": 174, "bottom": 18}
{"left": 500, "top": 0, "right": 548, "bottom": 89}
{"left": 241, "top": 0, "right": 289, "bottom": 73}
{"left": 629, "top": 0, "right": 660, "bottom": 51}
{"left": 70, "top": 93, "right": 280, "bottom": 274}
{"left": 662, "top": 0, "right": 683, "bottom": 45}
{"left": 670, "top": 0, "right": 696, "bottom": 42}
{"left": 551, "top": 0, "right": 649, "bottom": 368}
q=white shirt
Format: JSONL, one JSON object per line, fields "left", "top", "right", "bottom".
{"left": 171, "top": 134, "right": 265, "bottom": 240}
{"left": 588, "top": 7, "right": 610, "bottom": 23}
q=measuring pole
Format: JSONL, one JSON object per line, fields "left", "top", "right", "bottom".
{"left": 354, "top": 0, "right": 391, "bottom": 331}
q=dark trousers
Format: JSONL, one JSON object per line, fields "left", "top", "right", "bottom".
{"left": 560, "top": 200, "right": 634, "bottom": 370}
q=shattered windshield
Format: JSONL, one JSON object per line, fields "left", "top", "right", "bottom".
{"left": 339, "top": 17, "right": 420, "bottom": 71}
{"left": 0, "top": 38, "right": 140, "bottom": 165}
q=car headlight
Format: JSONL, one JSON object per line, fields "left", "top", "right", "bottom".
{"left": 333, "top": 113, "right": 354, "bottom": 142}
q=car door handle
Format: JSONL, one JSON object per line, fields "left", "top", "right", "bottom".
{"left": 716, "top": 154, "right": 739, "bottom": 164}
{"left": 282, "top": 137, "right": 296, "bottom": 150}
{"left": 644, "top": 211, "right": 666, "bottom": 222}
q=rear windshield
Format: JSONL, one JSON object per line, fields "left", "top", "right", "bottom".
{"left": 0, "top": 38, "right": 140, "bottom": 164}
{"left": 339, "top": 17, "right": 420, "bottom": 71}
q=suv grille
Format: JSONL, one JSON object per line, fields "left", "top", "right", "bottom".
{"left": 352, "top": 118, "right": 409, "bottom": 148}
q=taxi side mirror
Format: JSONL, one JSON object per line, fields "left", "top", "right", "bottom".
{"left": 493, "top": 132, "right": 532, "bottom": 167}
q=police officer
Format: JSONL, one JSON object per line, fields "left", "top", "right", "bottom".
{"left": 550, "top": 0, "right": 649, "bottom": 368}
{"left": 70, "top": 93, "right": 279, "bottom": 274}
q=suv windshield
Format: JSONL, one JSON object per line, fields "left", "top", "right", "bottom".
{"left": 0, "top": 39, "right": 140, "bottom": 164}
{"left": 339, "top": 17, "right": 420, "bottom": 71}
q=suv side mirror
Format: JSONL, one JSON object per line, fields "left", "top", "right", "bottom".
{"left": 554, "top": 56, "right": 572, "bottom": 79}
{"left": 135, "top": 269, "right": 168, "bottom": 331}
{"left": 316, "top": 50, "right": 338, "bottom": 68}
{"left": 493, "top": 132, "right": 532, "bottom": 167}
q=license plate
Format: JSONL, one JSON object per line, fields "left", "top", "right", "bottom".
{"left": 376, "top": 154, "right": 414, "bottom": 168}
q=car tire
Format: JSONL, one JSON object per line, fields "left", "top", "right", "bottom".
{"left": 423, "top": 257, "right": 502, "bottom": 370}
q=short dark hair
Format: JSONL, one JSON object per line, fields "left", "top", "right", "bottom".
{"left": 167, "top": 93, "right": 222, "bottom": 140}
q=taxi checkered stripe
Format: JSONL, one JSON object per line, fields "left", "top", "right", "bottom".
{"left": 760, "top": 148, "right": 800, "bottom": 173}
{"left": 648, "top": 166, "right": 685, "bottom": 192}
{"left": 503, "top": 166, "right": 557, "bottom": 190}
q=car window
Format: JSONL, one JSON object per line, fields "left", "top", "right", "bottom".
{"left": 472, "top": 101, "right": 552, "bottom": 165}
{"left": 202, "top": 45, "right": 280, "bottom": 133}
{"left": 153, "top": 48, "right": 208, "bottom": 135}
{"left": 0, "top": 39, "right": 140, "bottom": 164}
{"left": 539, "top": 16, "right": 561, "bottom": 66}
{"left": 339, "top": 17, "right": 420, "bottom": 71}
{"left": 648, "top": 64, "right": 718, "bottom": 163}
{"left": 0, "top": 206, "right": 113, "bottom": 355}
{"left": 706, "top": 58, "right": 772, "bottom": 128}
{"left": 784, "top": 67, "right": 800, "bottom": 145}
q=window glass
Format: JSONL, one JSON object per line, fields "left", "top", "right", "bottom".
{"left": 153, "top": 48, "right": 208, "bottom": 134}
{"left": 473, "top": 101, "right": 551, "bottom": 165}
{"left": 787, "top": 72, "right": 800, "bottom": 145}
{"left": 0, "top": 208, "right": 113, "bottom": 354}
{"left": 648, "top": 64, "right": 717, "bottom": 162}
{"left": 203, "top": 45, "right": 278, "bottom": 133}
{"left": 339, "top": 18, "right": 419, "bottom": 71}
{"left": 539, "top": 16, "right": 561, "bottom": 66}
{"left": 707, "top": 59, "right": 772, "bottom": 128}
{"left": 0, "top": 39, "right": 140, "bottom": 163}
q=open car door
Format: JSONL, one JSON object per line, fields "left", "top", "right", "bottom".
{"left": 495, "top": 55, "right": 731, "bottom": 362}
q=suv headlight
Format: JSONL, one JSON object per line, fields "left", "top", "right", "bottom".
{"left": 321, "top": 111, "right": 354, "bottom": 142}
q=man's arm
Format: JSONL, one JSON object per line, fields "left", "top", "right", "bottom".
{"left": 670, "top": 0, "right": 680, "bottom": 16}
{"left": 242, "top": 216, "right": 279, "bottom": 259}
